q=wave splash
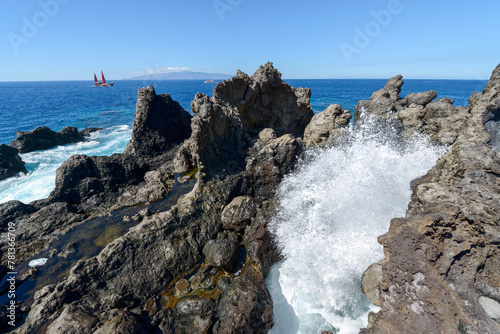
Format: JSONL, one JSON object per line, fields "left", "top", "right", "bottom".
{"left": 268, "top": 115, "right": 446, "bottom": 334}
{"left": 0, "top": 125, "right": 132, "bottom": 204}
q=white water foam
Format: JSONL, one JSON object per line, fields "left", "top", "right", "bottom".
{"left": 268, "top": 115, "right": 446, "bottom": 334}
{"left": 0, "top": 125, "right": 132, "bottom": 204}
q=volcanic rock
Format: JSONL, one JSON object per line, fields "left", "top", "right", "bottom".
{"left": 79, "top": 127, "right": 103, "bottom": 137}
{"left": 0, "top": 200, "right": 35, "bottom": 230}
{"left": 174, "top": 62, "right": 313, "bottom": 176}
{"left": 303, "top": 103, "right": 352, "bottom": 147}
{"left": 203, "top": 232, "right": 241, "bottom": 271}
{"left": 9, "top": 126, "right": 83, "bottom": 153}
{"left": 213, "top": 264, "right": 273, "bottom": 334}
{"left": 5, "top": 64, "right": 312, "bottom": 334}
{"left": 47, "top": 153, "right": 151, "bottom": 212}
{"left": 354, "top": 75, "right": 471, "bottom": 145}
{"left": 124, "top": 85, "right": 192, "bottom": 156}
{"left": 243, "top": 130, "right": 303, "bottom": 200}
{"left": 221, "top": 195, "right": 257, "bottom": 232}
{"left": 360, "top": 64, "right": 500, "bottom": 333}
{"left": 0, "top": 144, "right": 27, "bottom": 180}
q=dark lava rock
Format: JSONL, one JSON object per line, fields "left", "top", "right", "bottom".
{"left": 203, "top": 232, "right": 241, "bottom": 271}
{"left": 0, "top": 144, "right": 27, "bottom": 180}
{"left": 360, "top": 64, "right": 500, "bottom": 333}
{"left": 0, "top": 200, "right": 36, "bottom": 230}
{"left": 8, "top": 64, "right": 330, "bottom": 334}
{"left": 79, "top": 127, "right": 103, "bottom": 137}
{"left": 174, "top": 62, "right": 313, "bottom": 176}
{"left": 9, "top": 126, "right": 84, "bottom": 153}
{"left": 48, "top": 153, "right": 151, "bottom": 212}
{"left": 243, "top": 129, "right": 304, "bottom": 200}
{"left": 124, "top": 85, "right": 192, "bottom": 156}
{"left": 221, "top": 195, "right": 257, "bottom": 232}
{"left": 354, "top": 74, "right": 469, "bottom": 145}
{"left": 303, "top": 103, "right": 352, "bottom": 147}
{"left": 174, "top": 295, "right": 215, "bottom": 333}
{"left": 213, "top": 264, "right": 273, "bottom": 334}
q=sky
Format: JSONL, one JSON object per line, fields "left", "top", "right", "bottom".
{"left": 0, "top": 0, "right": 499, "bottom": 81}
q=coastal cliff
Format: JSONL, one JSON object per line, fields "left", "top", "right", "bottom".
{"left": 1, "top": 63, "right": 310, "bottom": 334}
{"left": 359, "top": 65, "right": 500, "bottom": 333}
{"left": 0, "top": 63, "right": 498, "bottom": 333}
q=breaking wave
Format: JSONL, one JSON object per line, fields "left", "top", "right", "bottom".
{"left": 268, "top": 115, "right": 446, "bottom": 334}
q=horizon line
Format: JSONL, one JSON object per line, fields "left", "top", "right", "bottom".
{"left": 0, "top": 77, "right": 490, "bottom": 83}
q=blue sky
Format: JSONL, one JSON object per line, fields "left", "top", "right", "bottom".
{"left": 0, "top": 0, "right": 498, "bottom": 81}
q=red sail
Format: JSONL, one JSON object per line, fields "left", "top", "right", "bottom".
{"left": 94, "top": 73, "right": 99, "bottom": 83}
{"left": 101, "top": 71, "right": 107, "bottom": 84}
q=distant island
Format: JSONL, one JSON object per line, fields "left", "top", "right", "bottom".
{"left": 124, "top": 71, "right": 233, "bottom": 81}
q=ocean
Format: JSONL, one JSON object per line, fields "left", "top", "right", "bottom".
{"left": 0, "top": 78, "right": 487, "bottom": 204}
{"left": 0, "top": 78, "right": 489, "bottom": 333}
{"left": 0, "top": 78, "right": 487, "bottom": 145}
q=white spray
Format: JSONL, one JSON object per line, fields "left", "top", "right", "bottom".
{"left": 268, "top": 114, "right": 446, "bottom": 334}
{"left": 0, "top": 125, "right": 131, "bottom": 204}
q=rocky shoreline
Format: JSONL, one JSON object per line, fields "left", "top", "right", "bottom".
{"left": 358, "top": 65, "right": 500, "bottom": 333}
{"left": 0, "top": 62, "right": 498, "bottom": 333}
{"left": 0, "top": 126, "right": 102, "bottom": 182}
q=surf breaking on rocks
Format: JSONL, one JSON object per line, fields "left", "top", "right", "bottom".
{"left": 268, "top": 113, "right": 446, "bottom": 334}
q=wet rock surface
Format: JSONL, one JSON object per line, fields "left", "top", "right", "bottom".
{"left": 0, "top": 144, "right": 27, "bottom": 181}
{"left": 360, "top": 64, "right": 500, "bottom": 333}
{"left": 354, "top": 74, "right": 470, "bottom": 145}
{"left": 9, "top": 126, "right": 84, "bottom": 153}
{"left": 1, "top": 64, "right": 313, "bottom": 334}
{"left": 2, "top": 62, "right": 498, "bottom": 334}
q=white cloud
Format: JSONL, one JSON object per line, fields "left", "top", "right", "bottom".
{"left": 131, "top": 67, "right": 197, "bottom": 76}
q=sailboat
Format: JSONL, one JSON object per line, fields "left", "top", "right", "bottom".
{"left": 94, "top": 71, "right": 114, "bottom": 87}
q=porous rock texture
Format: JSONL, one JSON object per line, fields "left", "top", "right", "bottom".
{"left": 0, "top": 144, "right": 27, "bottom": 181}
{"left": 9, "top": 126, "right": 84, "bottom": 153}
{"left": 303, "top": 103, "right": 352, "bottom": 147}
{"left": 174, "top": 62, "right": 313, "bottom": 176}
{"left": 124, "top": 85, "right": 192, "bottom": 156}
{"left": 360, "top": 64, "right": 500, "bottom": 333}
{"left": 354, "top": 75, "right": 470, "bottom": 145}
{"left": 0, "top": 82, "right": 191, "bottom": 291}
{"left": 4, "top": 64, "right": 316, "bottom": 334}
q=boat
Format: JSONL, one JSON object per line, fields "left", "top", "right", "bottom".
{"left": 94, "top": 71, "right": 114, "bottom": 86}
{"left": 204, "top": 79, "right": 215, "bottom": 84}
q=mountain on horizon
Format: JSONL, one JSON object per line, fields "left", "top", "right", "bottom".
{"left": 124, "top": 71, "right": 233, "bottom": 81}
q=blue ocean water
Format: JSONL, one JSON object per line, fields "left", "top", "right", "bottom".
{"left": 0, "top": 77, "right": 491, "bottom": 334}
{"left": 0, "top": 78, "right": 488, "bottom": 204}
{"left": 0, "top": 79, "right": 487, "bottom": 145}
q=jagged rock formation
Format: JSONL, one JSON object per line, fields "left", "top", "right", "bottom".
{"left": 3, "top": 64, "right": 315, "bottom": 334}
{"left": 9, "top": 126, "right": 84, "bottom": 153}
{"left": 354, "top": 75, "right": 470, "bottom": 145}
{"left": 174, "top": 62, "right": 313, "bottom": 176}
{"left": 0, "top": 84, "right": 190, "bottom": 288}
{"left": 5, "top": 62, "right": 497, "bottom": 334}
{"left": 79, "top": 127, "right": 103, "bottom": 137}
{"left": 0, "top": 144, "right": 27, "bottom": 181}
{"left": 303, "top": 103, "right": 352, "bottom": 147}
{"left": 46, "top": 153, "right": 152, "bottom": 212}
{"left": 360, "top": 65, "right": 500, "bottom": 333}
{"left": 124, "top": 86, "right": 192, "bottom": 156}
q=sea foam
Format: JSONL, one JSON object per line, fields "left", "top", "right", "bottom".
{"left": 0, "top": 125, "right": 132, "bottom": 204}
{"left": 268, "top": 115, "right": 446, "bottom": 334}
